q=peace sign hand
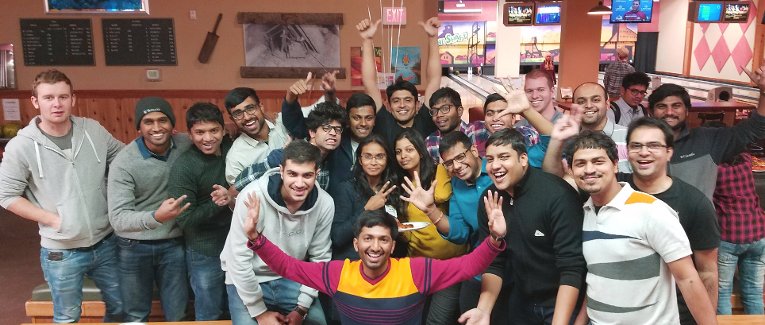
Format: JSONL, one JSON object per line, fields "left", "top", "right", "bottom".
{"left": 418, "top": 17, "right": 441, "bottom": 38}
{"left": 743, "top": 66, "right": 765, "bottom": 92}
{"left": 364, "top": 181, "right": 397, "bottom": 211}
{"left": 483, "top": 190, "right": 507, "bottom": 241}
{"left": 154, "top": 195, "right": 191, "bottom": 223}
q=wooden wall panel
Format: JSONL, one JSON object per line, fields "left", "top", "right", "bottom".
{"left": 0, "top": 90, "right": 356, "bottom": 143}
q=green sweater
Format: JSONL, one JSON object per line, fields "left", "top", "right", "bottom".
{"left": 168, "top": 136, "right": 233, "bottom": 256}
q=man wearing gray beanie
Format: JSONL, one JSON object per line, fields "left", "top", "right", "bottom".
{"left": 107, "top": 96, "right": 192, "bottom": 321}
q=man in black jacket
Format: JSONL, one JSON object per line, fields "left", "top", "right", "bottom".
{"left": 458, "top": 129, "right": 586, "bottom": 325}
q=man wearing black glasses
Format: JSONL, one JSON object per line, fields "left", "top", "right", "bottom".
{"left": 607, "top": 72, "right": 651, "bottom": 127}
{"left": 223, "top": 87, "right": 291, "bottom": 185}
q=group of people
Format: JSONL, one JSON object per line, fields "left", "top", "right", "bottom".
{"left": 2, "top": 15, "right": 765, "bottom": 325}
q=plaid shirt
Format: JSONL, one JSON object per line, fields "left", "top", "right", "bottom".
{"left": 603, "top": 61, "right": 635, "bottom": 97}
{"left": 713, "top": 152, "right": 765, "bottom": 243}
{"left": 234, "top": 149, "right": 329, "bottom": 191}
{"left": 425, "top": 121, "right": 539, "bottom": 163}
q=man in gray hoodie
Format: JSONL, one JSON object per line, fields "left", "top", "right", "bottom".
{"left": 107, "top": 96, "right": 192, "bottom": 321}
{"left": 0, "top": 69, "right": 125, "bottom": 322}
{"left": 221, "top": 140, "right": 332, "bottom": 325}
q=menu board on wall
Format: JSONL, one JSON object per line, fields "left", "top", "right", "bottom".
{"left": 102, "top": 18, "right": 177, "bottom": 66}
{"left": 20, "top": 19, "right": 95, "bottom": 66}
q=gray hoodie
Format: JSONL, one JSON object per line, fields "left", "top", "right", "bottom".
{"left": 0, "top": 116, "right": 124, "bottom": 249}
{"left": 221, "top": 167, "right": 333, "bottom": 318}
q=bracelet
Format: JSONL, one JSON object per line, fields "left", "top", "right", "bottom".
{"left": 433, "top": 212, "right": 444, "bottom": 225}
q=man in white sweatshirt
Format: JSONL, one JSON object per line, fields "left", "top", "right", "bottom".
{"left": 0, "top": 69, "right": 125, "bottom": 322}
{"left": 221, "top": 139, "right": 333, "bottom": 325}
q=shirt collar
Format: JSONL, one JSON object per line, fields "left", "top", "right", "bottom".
{"left": 135, "top": 136, "right": 176, "bottom": 161}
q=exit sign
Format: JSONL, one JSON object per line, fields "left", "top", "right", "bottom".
{"left": 383, "top": 7, "right": 407, "bottom": 25}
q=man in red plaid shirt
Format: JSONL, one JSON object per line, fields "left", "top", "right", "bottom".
{"left": 713, "top": 151, "right": 765, "bottom": 315}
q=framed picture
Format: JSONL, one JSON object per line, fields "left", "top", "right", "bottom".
{"left": 45, "top": 0, "right": 149, "bottom": 14}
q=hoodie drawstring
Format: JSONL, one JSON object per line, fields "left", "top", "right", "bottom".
{"left": 83, "top": 130, "right": 101, "bottom": 164}
{"left": 34, "top": 141, "right": 44, "bottom": 179}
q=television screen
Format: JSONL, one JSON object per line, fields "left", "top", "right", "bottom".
{"left": 723, "top": 2, "right": 750, "bottom": 23}
{"left": 610, "top": 0, "right": 654, "bottom": 23}
{"left": 503, "top": 2, "right": 534, "bottom": 26}
{"left": 697, "top": 2, "right": 724, "bottom": 22}
{"left": 535, "top": 2, "right": 562, "bottom": 25}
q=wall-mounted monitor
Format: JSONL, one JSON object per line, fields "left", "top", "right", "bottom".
{"left": 690, "top": 2, "right": 724, "bottom": 22}
{"left": 723, "top": 1, "right": 750, "bottom": 23}
{"left": 503, "top": 2, "right": 534, "bottom": 26}
{"left": 534, "top": 2, "right": 561, "bottom": 25}
{"left": 610, "top": 0, "right": 654, "bottom": 23}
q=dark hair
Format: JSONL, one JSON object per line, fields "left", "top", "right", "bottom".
{"left": 564, "top": 130, "right": 618, "bottom": 167}
{"left": 621, "top": 72, "right": 650, "bottom": 90}
{"left": 648, "top": 83, "right": 691, "bottom": 112}
{"left": 186, "top": 102, "right": 225, "bottom": 130}
{"left": 483, "top": 93, "right": 507, "bottom": 114}
{"left": 224, "top": 87, "right": 260, "bottom": 113}
{"left": 429, "top": 87, "right": 462, "bottom": 109}
{"left": 353, "top": 210, "right": 399, "bottom": 239}
{"left": 352, "top": 134, "right": 399, "bottom": 199}
{"left": 394, "top": 129, "right": 436, "bottom": 190}
{"left": 305, "top": 101, "right": 347, "bottom": 131}
{"left": 439, "top": 130, "right": 472, "bottom": 157}
{"left": 346, "top": 93, "right": 377, "bottom": 111}
{"left": 282, "top": 139, "right": 322, "bottom": 168}
{"left": 33, "top": 69, "right": 73, "bottom": 97}
{"left": 486, "top": 128, "right": 527, "bottom": 155}
{"left": 524, "top": 69, "right": 554, "bottom": 88}
{"left": 573, "top": 82, "right": 608, "bottom": 99}
{"left": 385, "top": 79, "right": 418, "bottom": 100}
{"left": 627, "top": 117, "right": 675, "bottom": 148}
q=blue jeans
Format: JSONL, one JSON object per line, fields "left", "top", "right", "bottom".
{"left": 718, "top": 238, "right": 765, "bottom": 314}
{"left": 40, "top": 233, "right": 124, "bottom": 323}
{"left": 227, "top": 279, "right": 326, "bottom": 325}
{"left": 118, "top": 237, "right": 188, "bottom": 321}
{"left": 186, "top": 248, "right": 227, "bottom": 320}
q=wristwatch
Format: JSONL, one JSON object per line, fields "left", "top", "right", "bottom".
{"left": 491, "top": 233, "right": 505, "bottom": 242}
{"left": 294, "top": 306, "right": 308, "bottom": 319}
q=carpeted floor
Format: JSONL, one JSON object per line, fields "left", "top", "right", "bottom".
{"left": 0, "top": 207, "right": 44, "bottom": 325}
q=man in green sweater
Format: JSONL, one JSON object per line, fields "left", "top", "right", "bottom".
{"left": 107, "top": 96, "right": 192, "bottom": 321}
{"left": 168, "top": 102, "right": 234, "bottom": 320}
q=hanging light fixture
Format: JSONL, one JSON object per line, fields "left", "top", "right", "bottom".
{"left": 587, "top": 1, "right": 612, "bottom": 15}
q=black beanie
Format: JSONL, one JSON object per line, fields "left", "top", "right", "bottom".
{"left": 135, "top": 96, "right": 176, "bottom": 129}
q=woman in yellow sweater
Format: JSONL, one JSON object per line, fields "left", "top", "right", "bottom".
{"left": 393, "top": 129, "right": 466, "bottom": 325}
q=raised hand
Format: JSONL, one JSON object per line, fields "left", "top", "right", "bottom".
{"left": 418, "top": 17, "right": 441, "bottom": 37}
{"left": 321, "top": 70, "right": 339, "bottom": 93}
{"left": 743, "top": 65, "right": 765, "bottom": 91}
{"left": 286, "top": 72, "right": 313, "bottom": 103}
{"left": 364, "top": 181, "right": 397, "bottom": 211}
{"left": 154, "top": 195, "right": 191, "bottom": 223}
{"left": 458, "top": 308, "right": 490, "bottom": 325}
{"left": 242, "top": 193, "right": 262, "bottom": 241}
{"left": 211, "top": 184, "right": 232, "bottom": 207}
{"left": 496, "top": 89, "right": 532, "bottom": 118}
{"left": 357, "top": 18, "right": 381, "bottom": 40}
{"left": 550, "top": 110, "right": 581, "bottom": 142}
{"left": 483, "top": 190, "right": 507, "bottom": 240}
{"left": 400, "top": 171, "right": 437, "bottom": 212}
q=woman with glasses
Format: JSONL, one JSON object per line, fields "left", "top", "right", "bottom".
{"left": 394, "top": 129, "right": 467, "bottom": 325}
{"left": 329, "top": 134, "right": 404, "bottom": 261}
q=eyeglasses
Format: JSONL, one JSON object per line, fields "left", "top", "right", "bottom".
{"left": 442, "top": 149, "right": 471, "bottom": 169}
{"left": 628, "top": 142, "right": 668, "bottom": 152}
{"left": 627, "top": 88, "right": 648, "bottom": 97}
{"left": 429, "top": 104, "right": 455, "bottom": 116}
{"left": 231, "top": 104, "right": 260, "bottom": 120}
{"left": 321, "top": 124, "right": 343, "bottom": 134}
{"left": 361, "top": 153, "right": 386, "bottom": 162}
